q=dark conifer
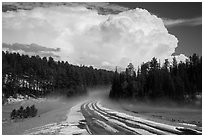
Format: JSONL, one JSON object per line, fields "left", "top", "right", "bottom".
{"left": 10, "top": 109, "right": 17, "bottom": 119}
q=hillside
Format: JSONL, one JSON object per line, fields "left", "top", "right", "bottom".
{"left": 2, "top": 51, "right": 114, "bottom": 103}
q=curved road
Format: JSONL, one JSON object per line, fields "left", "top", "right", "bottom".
{"left": 81, "top": 101, "right": 202, "bottom": 135}
{"left": 25, "top": 100, "right": 202, "bottom": 135}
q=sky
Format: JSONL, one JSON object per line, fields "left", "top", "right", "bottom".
{"left": 2, "top": 2, "right": 202, "bottom": 70}
{"left": 113, "top": 2, "right": 202, "bottom": 57}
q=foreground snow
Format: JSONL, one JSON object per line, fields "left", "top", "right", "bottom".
{"left": 23, "top": 100, "right": 202, "bottom": 135}
{"left": 24, "top": 101, "right": 89, "bottom": 135}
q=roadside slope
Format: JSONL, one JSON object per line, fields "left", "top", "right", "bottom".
{"left": 2, "top": 95, "right": 87, "bottom": 135}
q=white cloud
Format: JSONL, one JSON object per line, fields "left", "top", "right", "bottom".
{"left": 3, "top": 6, "right": 185, "bottom": 70}
{"left": 168, "top": 54, "right": 189, "bottom": 64}
{"left": 163, "top": 17, "right": 202, "bottom": 28}
{"left": 2, "top": 2, "right": 128, "bottom": 14}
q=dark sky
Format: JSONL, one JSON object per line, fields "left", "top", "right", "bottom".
{"left": 112, "top": 2, "right": 202, "bottom": 56}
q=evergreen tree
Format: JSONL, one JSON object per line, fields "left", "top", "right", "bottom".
{"left": 24, "top": 106, "right": 31, "bottom": 118}
{"left": 10, "top": 109, "right": 17, "bottom": 119}
{"left": 109, "top": 54, "right": 202, "bottom": 101}
{"left": 18, "top": 106, "right": 24, "bottom": 119}
{"left": 30, "top": 105, "right": 38, "bottom": 117}
{"left": 2, "top": 51, "right": 114, "bottom": 99}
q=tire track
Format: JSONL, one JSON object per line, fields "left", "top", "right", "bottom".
{"left": 81, "top": 102, "right": 137, "bottom": 135}
{"left": 90, "top": 102, "right": 147, "bottom": 134}
{"left": 98, "top": 102, "right": 202, "bottom": 135}
{"left": 81, "top": 101, "right": 202, "bottom": 135}
{"left": 91, "top": 102, "right": 159, "bottom": 135}
{"left": 95, "top": 101, "right": 202, "bottom": 135}
{"left": 81, "top": 102, "right": 113, "bottom": 135}
{"left": 93, "top": 102, "right": 174, "bottom": 135}
{"left": 82, "top": 101, "right": 151, "bottom": 134}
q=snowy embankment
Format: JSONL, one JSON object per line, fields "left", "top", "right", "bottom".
{"left": 4, "top": 94, "right": 46, "bottom": 105}
{"left": 24, "top": 101, "right": 89, "bottom": 135}
{"left": 4, "top": 94, "right": 29, "bottom": 105}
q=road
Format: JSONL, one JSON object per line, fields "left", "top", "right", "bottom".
{"left": 25, "top": 100, "right": 202, "bottom": 135}
{"left": 81, "top": 101, "right": 201, "bottom": 135}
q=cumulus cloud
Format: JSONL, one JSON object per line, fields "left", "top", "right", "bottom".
{"left": 163, "top": 16, "right": 202, "bottom": 28}
{"left": 2, "top": 43, "right": 60, "bottom": 52}
{"left": 2, "top": 2, "right": 128, "bottom": 15}
{"left": 3, "top": 5, "right": 185, "bottom": 70}
{"left": 168, "top": 54, "right": 189, "bottom": 64}
{"left": 2, "top": 43, "right": 60, "bottom": 59}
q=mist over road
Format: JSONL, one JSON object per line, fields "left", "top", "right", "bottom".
{"left": 24, "top": 88, "right": 202, "bottom": 135}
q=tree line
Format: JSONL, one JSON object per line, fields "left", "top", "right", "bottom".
{"left": 109, "top": 54, "right": 202, "bottom": 101}
{"left": 2, "top": 51, "right": 114, "bottom": 99}
{"left": 10, "top": 105, "right": 38, "bottom": 119}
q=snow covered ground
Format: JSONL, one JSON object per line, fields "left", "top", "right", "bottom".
{"left": 4, "top": 94, "right": 30, "bottom": 105}
{"left": 2, "top": 95, "right": 88, "bottom": 135}
{"left": 2, "top": 88, "right": 202, "bottom": 135}
{"left": 24, "top": 101, "right": 89, "bottom": 135}
{"left": 99, "top": 99, "right": 202, "bottom": 134}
